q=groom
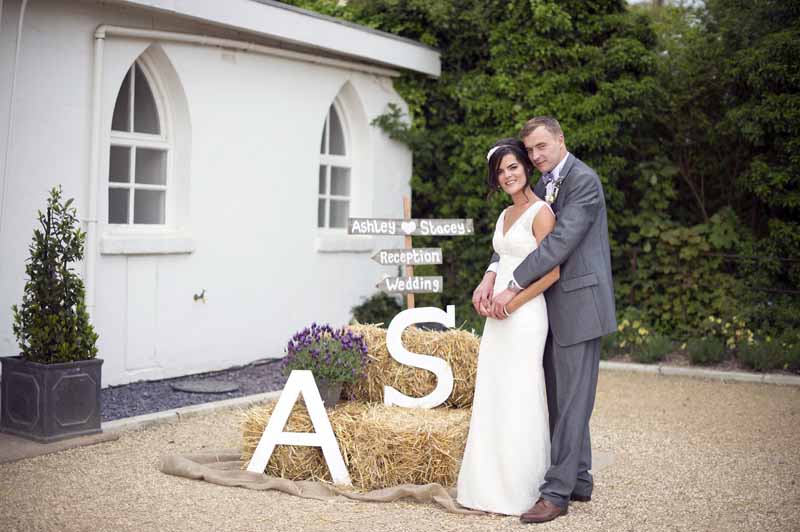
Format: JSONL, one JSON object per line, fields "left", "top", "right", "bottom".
{"left": 472, "top": 116, "right": 616, "bottom": 523}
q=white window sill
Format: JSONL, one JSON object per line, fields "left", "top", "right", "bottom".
{"left": 100, "top": 230, "right": 196, "bottom": 255}
{"left": 315, "top": 235, "right": 375, "bottom": 253}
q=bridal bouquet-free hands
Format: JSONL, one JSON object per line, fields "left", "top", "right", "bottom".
{"left": 281, "top": 323, "right": 369, "bottom": 385}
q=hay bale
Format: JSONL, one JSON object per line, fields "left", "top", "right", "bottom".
{"left": 343, "top": 324, "right": 479, "bottom": 408}
{"left": 240, "top": 399, "right": 348, "bottom": 482}
{"left": 241, "top": 400, "right": 471, "bottom": 490}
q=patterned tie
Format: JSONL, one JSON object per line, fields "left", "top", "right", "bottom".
{"left": 543, "top": 171, "right": 555, "bottom": 184}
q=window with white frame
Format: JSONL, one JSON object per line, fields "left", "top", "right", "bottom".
{"left": 108, "top": 61, "right": 169, "bottom": 225}
{"left": 318, "top": 102, "right": 351, "bottom": 229}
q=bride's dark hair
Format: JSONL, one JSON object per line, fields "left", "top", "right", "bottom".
{"left": 486, "top": 138, "right": 535, "bottom": 193}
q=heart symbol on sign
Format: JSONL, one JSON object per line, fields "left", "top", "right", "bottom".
{"left": 400, "top": 221, "right": 417, "bottom": 235}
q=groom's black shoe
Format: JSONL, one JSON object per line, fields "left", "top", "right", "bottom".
{"left": 520, "top": 498, "right": 568, "bottom": 524}
{"left": 570, "top": 493, "right": 591, "bottom": 502}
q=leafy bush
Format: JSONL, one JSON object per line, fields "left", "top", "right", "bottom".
{"left": 614, "top": 309, "right": 653, "bottom": 354}
{"left": 282, "top": 323, "right": 369, "bottom": 384}
{"left": 351, "top": 292, "right": 402, "bottom": 326}
{"left": 700, "top": 314, "right": 754, "bottom": 351}
{"left": 629, "top": 1, "right": 800, "bottom": 337}
{"left": 631, "top": 334, "right": 672, "bottom": 364}
{"left": 786, "top": 344, "right": 800, "bottom": 374}
{"left": 687, "top": 337, "right": 726, "bottom": 366}
{"left": 11, "top": 186, "right": 98, "bottom": 364}
{"left": 600, "top": 333, "right": 619, "bottom": 360}
{"left": 737, "top": 337, "right": 800, "bottom": 373}
{"left": 289, "top": 0, "right": 799, "bottom": 339}
{"left": 615, "top": 197, "right": 744, "bottom": 340}
{"left": 284, "top": 0, "right": 662, "bottom": 335}
{"left": 783, "top": 344, "right": 800, "bottom": 373}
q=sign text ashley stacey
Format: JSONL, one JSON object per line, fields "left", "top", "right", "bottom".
{"left": 349, "top": 218, "right": 474, "bottom": 236}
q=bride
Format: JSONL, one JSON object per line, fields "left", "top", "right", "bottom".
{"left": 456, "top": 138, "right": 559, "bottom": 516}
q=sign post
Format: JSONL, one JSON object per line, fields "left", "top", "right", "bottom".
{"left": 347, "top": 198, "right": 473, "bottom": 305}
{"left": 403, "top": 196, "right": 415, "bottom": 309}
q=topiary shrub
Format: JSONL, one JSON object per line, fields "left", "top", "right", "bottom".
{"left": 351, "top": 292, "right": 402, "bottom": 326}
{"left": 11, "top": 186, "right": 98, "bottom": 364}
{"left": 631, "top": 334, "right": 672, "bottom": 364}
{"left": 687, "top": 337, "right": 727, "bottom": 365}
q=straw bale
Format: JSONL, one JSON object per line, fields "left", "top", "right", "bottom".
{"left": 343, "top": 324, "right": 479, "bottom": 408}
{"left": 241, "top": 400, "right": 471, "bottom": 490}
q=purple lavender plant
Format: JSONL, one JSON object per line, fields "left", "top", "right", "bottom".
{"left": 282, "top": 323, "right": 369, "bottom": 384}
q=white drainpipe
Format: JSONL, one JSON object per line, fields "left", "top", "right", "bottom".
{"left": 85, "top": 25, "right": 104, "bottom": 317}
{"left": 0, "top": 0, "right": 29, "bottom": 238}
{"left": 85, "top": 24, "right": 400, "bottom": 315}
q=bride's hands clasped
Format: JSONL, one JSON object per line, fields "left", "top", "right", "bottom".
{"left": 472, "top": 271, "right": 496, "bottom": 318}
{"left": 490, "top": 289, "right": 515, "bottom": 320}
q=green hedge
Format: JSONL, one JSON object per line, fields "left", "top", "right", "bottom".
{"left": 289, "top": 0, "right": 798, "bottom": 347}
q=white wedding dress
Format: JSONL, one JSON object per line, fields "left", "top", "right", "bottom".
{"left": 456, "top": 201, "right": 551, "bottom": 516}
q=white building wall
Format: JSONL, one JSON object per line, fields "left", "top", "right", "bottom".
{"left": 0, "top": 0, "right": 412, "bottom": 385}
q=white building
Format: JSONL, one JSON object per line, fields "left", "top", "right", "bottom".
{"left": 0, "top": 0, "right": 440, "bottom": 385}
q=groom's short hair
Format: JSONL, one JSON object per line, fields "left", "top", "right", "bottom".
{"left": 520, "top": 116, "right": 563, "bottom": 139}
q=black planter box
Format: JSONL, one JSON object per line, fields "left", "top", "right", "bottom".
{"left": 1, "top": 356, "right": 103, "bottom": 443}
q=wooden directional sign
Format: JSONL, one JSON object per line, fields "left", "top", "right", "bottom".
{"left": 371, "top": 248, "right": 443, "bottom": 266}
{"left": 377, "top": 276, "right": 443, "bottom": 294}
{"left": 348, "top": 218, "right": 473, "bottom": 237}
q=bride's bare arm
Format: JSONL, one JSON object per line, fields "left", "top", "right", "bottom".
{"left": 505, "top": 206, "right": 560, "bottom": 315}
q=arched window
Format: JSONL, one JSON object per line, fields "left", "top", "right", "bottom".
{"left": 108, "top": 61, "right": 169, "bottom": 225}
{"left": 318, "top": 102, "right": 351, "bottom": 229}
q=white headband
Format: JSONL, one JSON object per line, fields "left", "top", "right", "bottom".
{"left": 486, "top": 145, "right": 503, "bottom": 161}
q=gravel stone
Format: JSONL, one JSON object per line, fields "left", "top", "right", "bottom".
{"left": 101, "top": 359, "right": 287, "bottom": 421}
{"left": 2, "top": 371, "right": 798, "bottom": 531}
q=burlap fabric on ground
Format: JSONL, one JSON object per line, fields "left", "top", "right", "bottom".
{"left": 343, "top": 324, "right": 479, "bottom": 409}
{"left": 159, "top": 450, "right": 482, "bottom": 515}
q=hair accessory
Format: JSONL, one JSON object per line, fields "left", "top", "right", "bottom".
{"left": 486, "top": 145, "right": 503, "bottom": 161}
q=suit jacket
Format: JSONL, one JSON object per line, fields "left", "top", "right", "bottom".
{"left": 490, "top": 153, "right": 617, "bottom": 346}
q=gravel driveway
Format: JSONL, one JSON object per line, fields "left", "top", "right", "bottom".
{"left": 1, "top": 371, "right": 798, "bottom": 532}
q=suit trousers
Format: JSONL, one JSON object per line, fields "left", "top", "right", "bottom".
{"left": 539, "top": 333, "right": 601, "bottom": 507}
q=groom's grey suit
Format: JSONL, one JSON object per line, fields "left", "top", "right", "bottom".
{"left": 489, "top": 153, "right": 616, "bottom": 508}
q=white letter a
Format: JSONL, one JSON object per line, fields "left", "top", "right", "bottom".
{"left": 245, "top": 370, "right": 351, "bottom": 485}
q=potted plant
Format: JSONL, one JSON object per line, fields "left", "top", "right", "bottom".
{"left": 282, "top": 323, "right": 368, "bottom": 408}
{"left": 1, "top": 186, "right": 101, "bottom": 442}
